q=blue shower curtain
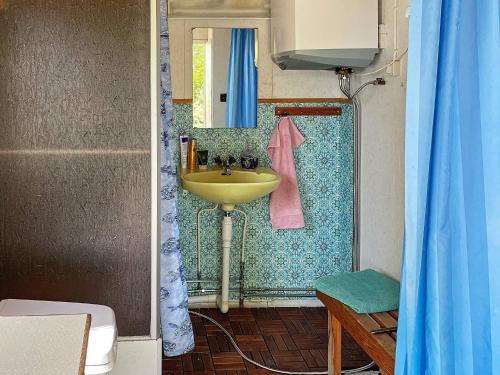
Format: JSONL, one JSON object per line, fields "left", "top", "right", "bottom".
{"left": 226, "top": 28, "right": 258, "bottom": 128}
{"left": 396, "top": 0, "right": 500, "bottom": 374}
{"left": 159, "top": 0, "right": 194, "bottom": 357}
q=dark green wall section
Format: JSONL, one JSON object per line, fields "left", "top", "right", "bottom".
{"left": 0, "top": 0, "right": 151, "bottom": 336}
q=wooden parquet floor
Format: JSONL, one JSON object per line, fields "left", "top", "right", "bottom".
{"left": 163, "top": 307, "right": 375, "bottom": 375}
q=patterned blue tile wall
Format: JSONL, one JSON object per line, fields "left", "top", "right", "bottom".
{"left": 173, "top": 102, "right": 353, "bottom": 297}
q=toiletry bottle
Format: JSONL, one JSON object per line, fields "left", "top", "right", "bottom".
{"left": 180, "top": 134, "right": 189, "bottom": 169}
{"left": 197, "top": 150, "right": 209, "bottom": 169}
{"left": 187, "top": 138, "right": 198, "bottom": 170}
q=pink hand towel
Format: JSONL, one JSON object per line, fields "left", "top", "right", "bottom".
{"left": 268, "top": 116, "right": 305, "bottom": 229}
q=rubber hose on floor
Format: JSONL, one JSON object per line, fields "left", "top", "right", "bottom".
{"left": 188, "top": 310, "right": 375, "bottom": 375}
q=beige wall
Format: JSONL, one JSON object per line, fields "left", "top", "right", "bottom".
{"left": 354, "top": 0, "right": 408, "bottom": 280}
{"left": 168, "top": 0, "right": 408, "bottom": 280}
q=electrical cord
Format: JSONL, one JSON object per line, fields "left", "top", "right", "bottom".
{"left": 357, "top": 48, "right": 408, "bottom": 77}
{"left": 188, "top": 310, "right": 376, "bottom": 375}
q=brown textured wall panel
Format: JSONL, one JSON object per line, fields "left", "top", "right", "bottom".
{"left": 0, "top": 0, "right": 151, "bottom": 336}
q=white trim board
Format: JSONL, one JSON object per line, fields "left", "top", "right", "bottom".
{"left": 110, "top": 338, "right": 162, "bottom": 375}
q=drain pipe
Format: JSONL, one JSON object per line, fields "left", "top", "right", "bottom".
{"left": 189, "top": 287, "right": 317, "bottom": 300}
{"left": 187, "top": 279, "right": 240, "bottom": 285}
{"left": 216, "top": 211, "right": 233, "bottom": 313}
{"left": 193, "top": 205, "right": 248, "bottom": 313}
{"left": 188, "top": 294, "right": 218, "bottom": 304}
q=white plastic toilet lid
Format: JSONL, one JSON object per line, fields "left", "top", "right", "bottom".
{"left": 0, "top": 299, "right": 117, "bottom": 371}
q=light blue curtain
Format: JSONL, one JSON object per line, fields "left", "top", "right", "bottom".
{"left": 159, "top": 0, "right": 194, "bottom": 357}
{"left": 396, "top": 0, "right": 500, "bottom": 374}
{"left": 226, "top": 28, "right": 258, "bottom": 128}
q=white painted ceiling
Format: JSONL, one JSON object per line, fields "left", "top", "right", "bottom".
{"left": 168, "top": 0, "right": 270, "bottom": 18}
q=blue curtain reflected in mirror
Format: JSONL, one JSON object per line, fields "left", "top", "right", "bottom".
{"left": 226, "top": 28, "right": 258, "bottom": 128}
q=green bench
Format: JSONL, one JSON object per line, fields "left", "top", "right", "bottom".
{"left": 315, "top": 269, "right": 400, "bottom": 375}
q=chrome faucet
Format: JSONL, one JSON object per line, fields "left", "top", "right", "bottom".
{"left": 214, "top": 156, "right": 236, "bottom": 176}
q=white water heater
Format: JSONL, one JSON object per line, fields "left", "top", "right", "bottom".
{"left": 271, "top": 0, "right": 379, "bottom": 70}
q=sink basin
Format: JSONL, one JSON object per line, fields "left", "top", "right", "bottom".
{"left": 181, "top": 167, "right": 281, "bottom": 211}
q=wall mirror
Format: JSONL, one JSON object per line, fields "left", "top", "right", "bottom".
{"left": 192, "top": 27, "right": 258, "bottom": 129}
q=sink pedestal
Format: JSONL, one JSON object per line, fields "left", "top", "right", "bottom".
{"left": 216, "top": 211, "right": 232, "bottom": 313}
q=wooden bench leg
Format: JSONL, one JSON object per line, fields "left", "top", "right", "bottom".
{"left": 328, "top": 311, "right": 342, "bottom": 375}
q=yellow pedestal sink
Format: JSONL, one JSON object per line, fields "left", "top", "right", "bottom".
{"left": 181, "top": 167, "right": 281, "bottom": 211}
{"left": 181, "top": 166, "right": 280, "bottom": 313}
